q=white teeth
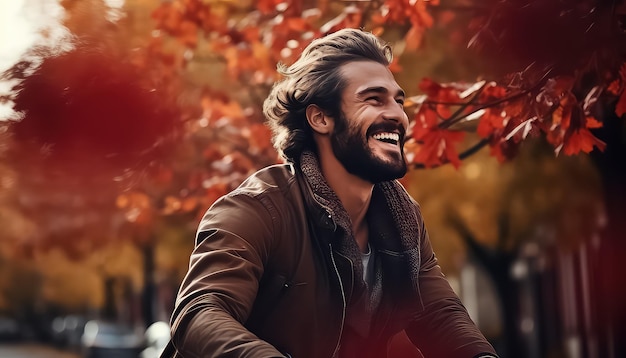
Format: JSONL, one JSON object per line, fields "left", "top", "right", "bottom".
{"left": 372, "top": 132, "right": 400, "bottom": 142}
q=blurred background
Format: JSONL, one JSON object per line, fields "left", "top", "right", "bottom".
{"left": 0, "top": 0, "right": 625, "bottom": 357}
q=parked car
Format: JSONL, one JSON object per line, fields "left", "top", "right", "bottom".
{"left": 0, "top": 316, "right": 21, "bottom": 341}
{"left": 140, "top": 321, "right": 170, "bottom": 358}
{"left": 81, "top": 320, "right": 144, "bottom": 358}
{"left": 51, "top": 315, "right": 87, "bottom": 349}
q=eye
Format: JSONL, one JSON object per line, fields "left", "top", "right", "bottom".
{"left": 365, "top": 96, "right": 382, "bottom": 104}
{"left": 396, "top": 98, "right": 405, "bottom": 106}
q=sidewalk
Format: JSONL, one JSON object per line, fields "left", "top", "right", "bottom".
{"left": 0, "top": 344, "right": 80, "bottom": 358}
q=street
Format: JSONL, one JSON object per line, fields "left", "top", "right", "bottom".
{"left": 0, "top": 344, "right": 80, "bottom": 358}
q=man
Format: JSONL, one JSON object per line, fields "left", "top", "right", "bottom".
{"left": 163, "top": 29, "right": 498, "bottom": 358}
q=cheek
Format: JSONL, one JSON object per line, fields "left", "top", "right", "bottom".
{"left": 345, "top": 121, "right": 365, "bottom": 139}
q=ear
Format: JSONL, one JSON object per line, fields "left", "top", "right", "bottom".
{"left": 306, "top": 104, "right": 333, "bottom": 135}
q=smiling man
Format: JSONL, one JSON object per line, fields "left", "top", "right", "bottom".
{"left": 163, "top": 29, "right": 499, "bottom": 358}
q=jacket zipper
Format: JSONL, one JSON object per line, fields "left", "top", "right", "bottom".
{"left": 329, "top": 243, "right": 346, "bottom": 358}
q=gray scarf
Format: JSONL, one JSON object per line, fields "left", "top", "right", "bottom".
{"left": 299, "top": 151, "right": 422, "bottom": 337}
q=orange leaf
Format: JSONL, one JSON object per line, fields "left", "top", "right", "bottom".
{"left": 345, "top": 9, "right": 363, "bottom": 29}
{"left": 286, "top": 17, "right": 309, "bottom": 32}
{"left": 257, "top": 0, "right": 282, "bottom": 14}
{"left": 404, "top": 26, "right": 424, "bottom": 51}
{"left": 552, "top": 95, "right": 575, "bottom": 129}
{"left": 181, "top": 197, "right": 199, "bottom": 213}
{"left": 162, "top": 196, "right": 182, "bottom": 215}
{"left": 372, "top": 26, "right": 385, "bottom": 36}
{"left": 389, "top": 58, "right": 403, "bottom": 73}
{"left": 116, "top": 194, "right": 129, "bottom": 209}
{"left": 562, "top": 128, "right": 606, "bottom": 155}
{"left": 412, "top": 0, "right": 434, "bottom": 28}
{"left": 244, "top": 123, "right": 274, "bottom": 152}
{"left": 585, "top": 116, "right": 603, "bottom": 129}
{"left": 178, "top": 20, "right": 199, "bottom": 48}
{"left": 371, "top": 12, "right": 388, "bottom": 25}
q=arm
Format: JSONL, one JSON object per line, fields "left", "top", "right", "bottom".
{"left": 406, "top": 205, "right": 498, "bottom": 358}
{"left": 169, "top": 193, "right": 286, "bottom": 358}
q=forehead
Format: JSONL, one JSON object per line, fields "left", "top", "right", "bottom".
{"left": 339, "top": 60, "right": 402, "bottom": 95}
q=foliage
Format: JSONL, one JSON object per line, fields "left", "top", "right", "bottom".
{"left": 144, "top": 0, "right": 626, "bottom": 171}
{"left": 0, "top": 0, "right": 623, "bottom": 314}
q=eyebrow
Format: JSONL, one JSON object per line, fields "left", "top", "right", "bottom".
{"left": 356, "top": 86, "right": 405, "bottom": 99}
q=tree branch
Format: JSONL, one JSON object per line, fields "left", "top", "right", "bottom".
{"left": 439, "top": 82, "right": 488, "bottom": 129}
{"left": 496, "top": 210, "right": 511, "bottom": 251}
{"left": 446, "top": 209, "right": 496, "bottom": 267}
{"left": 422, "top": 67, "right": 554, "bottom": 129}
{"left": 410, "top": 138, "right": 490, "bottom": 169}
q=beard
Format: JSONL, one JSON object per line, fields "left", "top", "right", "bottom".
{"left": 330, "top": 113, "right": 407, "bottom": 184}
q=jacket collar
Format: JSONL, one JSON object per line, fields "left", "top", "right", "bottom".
{"left": 296, "top": 153, "right": 339, "bottom": 232}
{"left": 297, "top": 151, "right": 423, "bottom": 295}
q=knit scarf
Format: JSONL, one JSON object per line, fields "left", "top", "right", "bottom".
{"left": 299, "top": 150, "right": 422, "bottom": 305}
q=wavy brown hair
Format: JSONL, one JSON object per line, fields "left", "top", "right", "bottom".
{"left": 263, "top": 28, "right": 392, "bottom": 162}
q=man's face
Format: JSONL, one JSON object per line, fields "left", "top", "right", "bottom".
{"left": 330, "top": 61, "right": 409, "bottom": 183}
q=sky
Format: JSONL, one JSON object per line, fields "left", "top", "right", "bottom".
{"left": 0, "top": 0, "right": 67, "bottom": 119}
{"left": 0, "top": 0, "right": 125, "bottom": 120}
{"left": 0, "top": 0, "right": 68, "bottom": 73}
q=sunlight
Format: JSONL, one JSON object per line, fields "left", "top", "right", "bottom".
{"left": 0, "top": 0, "right": 69, "bottom": 120}
{"left": 104, "top": 0, "right": 126, "bottom": 22}
{"left": 0, "top": 0, "right": 67, "bottom": 72}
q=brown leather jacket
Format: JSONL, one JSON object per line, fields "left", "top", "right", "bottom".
{"left": 164, "top": 164, "right": 498, "bottom": 358}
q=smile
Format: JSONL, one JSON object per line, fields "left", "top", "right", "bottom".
{"left": 372, "top": 132, "right": 400, "bottom": 145}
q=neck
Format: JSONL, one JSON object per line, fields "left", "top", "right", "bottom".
{"left": 317, "top": 148, "right": 373, "bottom": 252}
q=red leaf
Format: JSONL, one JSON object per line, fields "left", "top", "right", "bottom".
{"left": 503, "top": 116, "right": 540, "bottom": 142}
{"left": 413, "top": 127, "right": 465, "bottom": 168}
{"left": 489, "top": 139, "right": 519, "bottom": 163}
{"left": 256, "top": 0, "right": 283, "bottom": 14}
{"left": 476, "top": 108, "right": 505, "bottom": 138}
{"left": 616, "top": 87, "right": 626, "bottom": 117}
{"left": 412, "top": 107, "right": 439, "bottom": 135}
{"left": 418, "top": 77, "right": 442, "bottom": 97}
{"left": 480, "top": 83, "right": 507, "bottom": 100}
{"left": 607, "top": 79, "right": 621, "bottom": 96}
{"left": 551, "top": 96, "right": 575, "bottom": 129}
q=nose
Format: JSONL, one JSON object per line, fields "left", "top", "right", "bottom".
{"left": 383, "top": 102, "right": 409, "bottom": 129}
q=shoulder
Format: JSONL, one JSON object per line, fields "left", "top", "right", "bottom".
{"left": 199, "top": 164, "right": 302, "bottom": 233}
{"left": 231, "top": 163, "right": 299, "bottom": 198}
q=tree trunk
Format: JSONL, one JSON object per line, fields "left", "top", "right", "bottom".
{"left": 590, "top": 112, "right": 626, "bottom": 357}
{"left": 102, "top": 276, "right": 117, "bottom": 321}
{"left": 142, "top": 243, "right": 156, "bottom": 328}
{"left": 449, "top": 215, "right": 522, "bottom": 357}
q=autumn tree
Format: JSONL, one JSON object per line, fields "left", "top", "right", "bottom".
{"left": 1, "top": 0, "right": 625, "bottom": 354}
{"left": 143, "top": 3, "right": 626, "bottom": 355}
{"left": 0, "top": 0, "right": 185, "bottom": 327}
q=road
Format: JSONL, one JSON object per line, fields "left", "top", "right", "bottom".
{"left": 0, "top": 344, "right": 80, "bottom": 358}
